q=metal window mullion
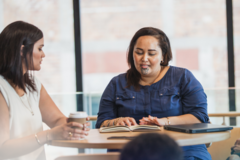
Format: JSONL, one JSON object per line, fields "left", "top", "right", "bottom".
{"left": 226, "top": 0, "right": 236, "bottom": 125}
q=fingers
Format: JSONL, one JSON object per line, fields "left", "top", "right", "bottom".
{"left": 69, "top": 128, "right": 88, "bottom": 135}
{"left": 67, "top": 128, "right": 89, "bottom": 140}
{"left": 120, "top": 121, "right": 125, "bottom": 126}
{"left": 129, "top": 118, "right": 138, "bottom": 126}
{"left": 153, "top": 117, "right": 160, "bottom": 125}
{"left": 115, "top": 121, "right": 125, "bottom": 126}
{"left": 84, "top": 127, "right": 90, "bottom": 131}
{"left": 140, "top": 121, "right": 155, "bottom": 125}
{"left": 67, "top": 121, "right": 91, "bottom": 129}
{"left": 115, "top": 117, "right": 137, "bottom": 126}
{"left": 139, "top": 116, "right": 161, "bottom": 126}
{"left": 142, "top": 116, "right": 153, "bottom": 123}
{"left": 148, "top": 115, "right": 154, "bottom": 121}
{"left": 124, "top": 119, "right": 131, "bottom": 127}
{"left": 67, "top": 122, "right": 84, "bottom": 128}
{"left": 123, "top": 117, "right": 137, "bottom": 126}
{"left": 139, "top": 120, "right": 147, "bottom": 125}
{"left": 51, "top": 121, "right": 90, "bottom": 140}
{"left": 65, "top": 122, "right": 90, "bottom": 139}
{"left": 67, "top": 132, "right": 86, "bottom": 140}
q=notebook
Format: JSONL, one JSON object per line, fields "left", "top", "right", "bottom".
{"left": 164, "top": 123, "right": 233, "bottom": 133}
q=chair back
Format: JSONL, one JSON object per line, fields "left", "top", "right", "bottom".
{"left": 55, "top": 152, "right": 120, "bottom": 160}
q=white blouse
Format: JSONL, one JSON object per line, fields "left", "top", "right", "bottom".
{"left": 0, "top": 75, "right": 45, "bottom": 160}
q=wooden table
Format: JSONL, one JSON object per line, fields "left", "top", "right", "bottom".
{"left": 50, "top": 128, "right": 231, "bottom": 149}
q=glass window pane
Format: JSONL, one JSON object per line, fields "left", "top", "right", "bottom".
{"left": 81, "top": 0, "right": 228, "bottom": 119}
{"left": 81, "top": 0, "right": 164, "bottom": 93}
{"left": 173, "top": 0, "right": 228, "bottom": 118}
{"left": 234, "top": 0, "right": 240, "bottom": 88}
{"left": 0, "top": 0, "right": 76, "bottom": 93}
{"left": 0, "top": 0, "right": 77, "bottom": 159}
{"left": 233, "top": 0, "right": 240, "bottom": 125}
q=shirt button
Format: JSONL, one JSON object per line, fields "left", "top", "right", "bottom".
{"left": 132, "top": 96, "right": 135, "bottom": 98}
{"left": 178, "top": 92, "right": 179, "bottom": 95}
{"left": 117, "top": 97, "right": 119, "bottom": 99}
{"left": 160, "top": 94, "right": 163, "bottom": 96}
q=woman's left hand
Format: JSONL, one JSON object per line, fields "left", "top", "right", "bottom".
{"left": 139, "top": 115, "right": 166, "bottom": 126}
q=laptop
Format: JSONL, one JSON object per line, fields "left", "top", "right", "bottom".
{"left": 164, "top": 123, "right": 233, "bottom": 133}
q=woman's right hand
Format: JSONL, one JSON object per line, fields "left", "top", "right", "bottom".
{"left": 115, "top": 117, "right": 137, "bottom": 127}
{"left": 49, "top": 121, "right": 90, "bottom": 140}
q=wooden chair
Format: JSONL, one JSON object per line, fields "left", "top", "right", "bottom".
{"left": 55, "top": 152, "right": 120, "bottom": 160}
{"left": 208, "top": 127, "right": 240, "bottom": 160}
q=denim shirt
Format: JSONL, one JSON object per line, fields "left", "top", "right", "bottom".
{"left": 96, "top": 66, "right": 209, "bottom": 127}
{"left": 96, "top": 66, "right": 211, "bottom": 160}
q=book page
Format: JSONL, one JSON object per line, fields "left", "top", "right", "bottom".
{"left": 99, "top": 126, "right": 131, "bottom": 132}
{"left": 99, "top": 125, "right": 160, "bottom": 133}
{"left": 129, "top": 125, "right": 161, "bottom": 131}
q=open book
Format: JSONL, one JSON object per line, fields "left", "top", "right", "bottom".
{"left": 99, "top": 125, "right": 161, "bottom": 133}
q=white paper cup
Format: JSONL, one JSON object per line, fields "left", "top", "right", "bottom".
{"left": 68, "top": 112, "right": 88, "bottom": 140}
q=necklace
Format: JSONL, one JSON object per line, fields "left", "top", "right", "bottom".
{"left": 152, "top": 68, "right": 162, "bottom": 84}
{"left": 20, "top": 94, "right": 34, "bottom": 116}
{"left": 7, "top": 80, "right": 34, "bottom": 116}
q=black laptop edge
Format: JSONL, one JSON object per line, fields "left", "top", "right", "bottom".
{"left": 164, "top": 124, "right": 233, "bottom": 133}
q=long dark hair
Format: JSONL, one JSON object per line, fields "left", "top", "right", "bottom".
{"left": 126, "top": 27, "right": 172, "bottom": 90}
{"left": 0, "top": 21, "right": 43, "bottom": 93}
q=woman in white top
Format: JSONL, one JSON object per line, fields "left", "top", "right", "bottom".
{"left": 0, "top": 21, "right": 90, "bottom": 160}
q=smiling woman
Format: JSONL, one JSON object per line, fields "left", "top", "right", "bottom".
{"left": 96, "top": 27, "right": 211, "bottom": 160}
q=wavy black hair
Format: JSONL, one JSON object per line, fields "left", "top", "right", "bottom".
{"left": 126, "top": 27, "right": 172, "bottom": 90}
{"left": 0, "top": 21, "right": 43, "bottom": 93}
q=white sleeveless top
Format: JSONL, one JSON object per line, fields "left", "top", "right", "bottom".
{"left": 0, "top": 75, "right": 46, "bottom": 160}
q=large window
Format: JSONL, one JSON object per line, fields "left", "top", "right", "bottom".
{"left": 234, "top": 0, "right": 240, "bottom": 88}
{"left": 0, "top": 0, "right": 76, "bottom": 94}
{"left": 81, "top": 0, "right": 228, "bottom": 122}
{"left": 0, "top": 0, "right": 77, "bottom": 119}
{"left": 0, "top": 0, "right": 238, "bottom": 159}
{"left": 0, "top": 0, "right": 78, "bottom": 159}
{"left": 172, "top": 0, "right": 228, "bottom": 122}
{"left": 81, "top": 0, "right": 163, "bottom": 93}
{"left": 233, "top": 0, "right": 240, "bottom": 125}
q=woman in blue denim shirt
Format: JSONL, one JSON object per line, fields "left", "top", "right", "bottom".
{"left": 96, "top": 27, "right": 211, "bottom": 160}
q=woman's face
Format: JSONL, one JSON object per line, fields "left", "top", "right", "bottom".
{"left": 133, "top": 36, "right": 162, "bottom": 77}
{"left": 32, "top": 37, "right": 45, "bottom": 71}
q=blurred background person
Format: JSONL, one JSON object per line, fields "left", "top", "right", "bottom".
{"left": 120, "top": 133, "right": 183, "bottom": 160}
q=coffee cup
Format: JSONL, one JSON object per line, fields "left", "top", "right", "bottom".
{"left": 67, "top": 112, "right": 88, "bottom": 129}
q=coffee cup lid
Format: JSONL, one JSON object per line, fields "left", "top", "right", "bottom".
{"left": 69, "top": 112, "right": 88, "bottom": 118}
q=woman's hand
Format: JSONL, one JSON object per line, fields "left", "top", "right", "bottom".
{"left": 115, "top": 117, "right": 138, "bottom": 127}
{"left": 49, "top": 118, "right": 90, "bottom": 140}
{"left": 139, "top": 115, "right": 166, "bottom": 126}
